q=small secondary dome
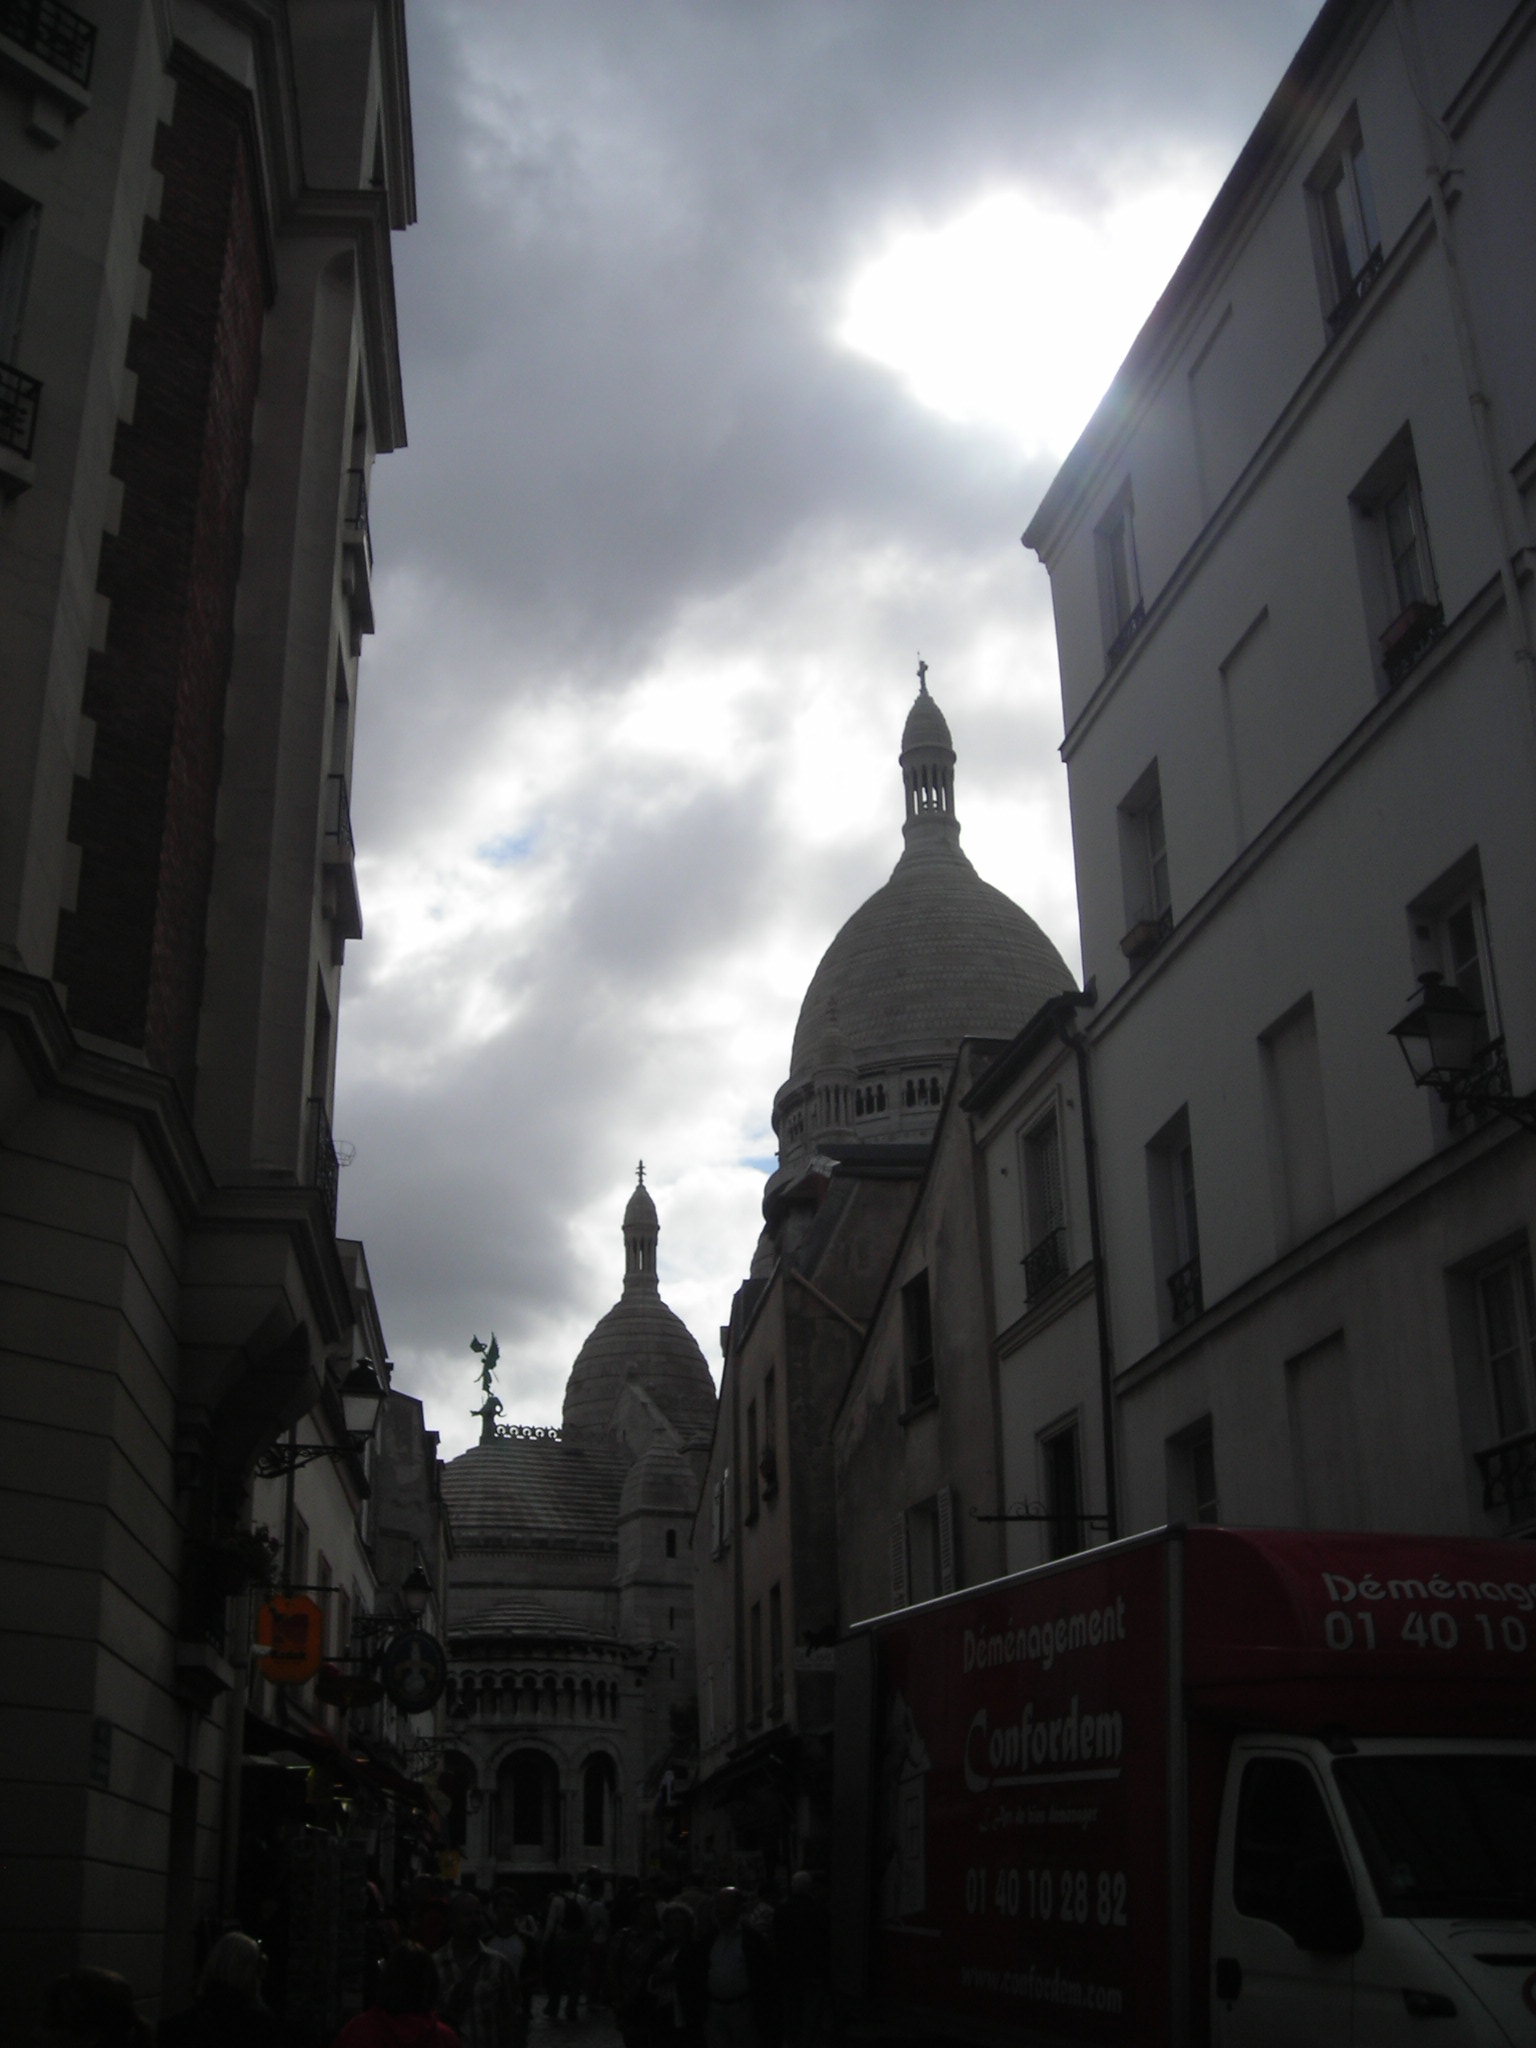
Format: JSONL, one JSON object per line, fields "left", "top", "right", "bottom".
{"left": 561, "top": 1167, "right": 716, "bottom": 1445}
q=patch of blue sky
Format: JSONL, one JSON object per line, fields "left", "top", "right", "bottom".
{"left": 741, "top": 1155, "right": 776, "bottom": 1175}
{"left": 478, "top": 826, "right": 539, "bottom": 867}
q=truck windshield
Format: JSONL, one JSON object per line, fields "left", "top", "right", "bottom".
{"left": 1333, "top": 1754, "right": 1536, "bottom": 1919}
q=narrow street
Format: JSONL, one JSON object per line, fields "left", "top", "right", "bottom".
{"left": 525, "top": 2002, "right": 625, "bottom": 2048}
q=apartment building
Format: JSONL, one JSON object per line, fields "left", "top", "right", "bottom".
{"left": 0, "top": 0, "right": 417, "bottom": 2020}
{"left": 1011, "top": 0, "right": 1536, "bottom": 1546}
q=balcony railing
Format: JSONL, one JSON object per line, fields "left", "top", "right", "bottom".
{"left": 309, "top": 1095, "right": 339, "bottom": 1229}
{"left": 1022, "top": 1226, "right": 1068, "bottom": 1303}
{"left": 1121, "top": 904, "right": 1173, "bottom": 968}
{"left": 0, "top": 360, "right": 41, "bottom": 460}
{"left": 1167, "top": 1253, "right": 1203, "bottom": 1330}
{"left": 343, "top": 466, "right": 372, "bottom": 570}
{"left": 0, "top": 0, "right": 96, "bottom": 86}
{"left": 324, "top": 773, "right": 355, "bottom": 862}
{"left": 1105, "top": 598, "right": 1146, "bottom": 672}
{"left": 1381, "top": 597, "right": 1444, "bottom": 688}
{"left": 1475, "top": 1428, "right": 1536, "bottom": 1534}
{"left": 1326, "top": 245, "right": 1384, "bottom": 340}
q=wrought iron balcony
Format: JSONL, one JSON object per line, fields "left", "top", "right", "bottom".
{"left": 323, "top": 772, "right": 355, "bottom": 862}
{"left": 1475, "top": 1428, "right": 1536, "bottom": 1534}
{"left": 343, "top": 466, "right": 372, "bottom": 570}
{"left": 1022, "top": 1226, "right": 1068, "bottom": 1303}
{"left": 309, "top": 1095, "right": 339, "bottom": 1229}
{"left": 341, "top": 466, "right": 374, "bottom": 637}
{"left": 1326, "top": 245, "right": 1384, "bottom": 339}
{"left": 1120, "top": 904, "right": 1173, "bottom": 968}
{"left": 1381, "top": 597, "right": 1444, "bottom": 688}
{"left": 322, "top": 775, "right": 362, "bottom": 950}
{"left": 1167, "top": 1253, "right": 1203, "bottom": 1330}
{"left": 0, "top": 0, "right": 95, "bottom": 86}
{"left": 0, "top": 360, "right": 41, "bottom": 460}
{"left": 1105, "top": 598, "right": 1146, "bottom": 671}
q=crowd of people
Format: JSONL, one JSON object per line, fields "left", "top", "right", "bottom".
{"left": 37, "top": 1868, "right": 832, "bottom": 2048}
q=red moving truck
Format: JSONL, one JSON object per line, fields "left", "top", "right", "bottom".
{"left": 831, "top": 1526, "right": 1536, "bottom": 2046}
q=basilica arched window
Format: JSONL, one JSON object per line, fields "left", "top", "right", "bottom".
{"left": 583, "top": 1754, "right": 617, "bottom": 1849}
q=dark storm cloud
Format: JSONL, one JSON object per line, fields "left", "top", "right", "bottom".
{"left": 340, "top": 1, "right": 1320, "bottom": 1450}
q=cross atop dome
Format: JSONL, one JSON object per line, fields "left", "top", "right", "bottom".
{"left": 623, "top": 1164, "right": 660, "bottom": 1289}
{"left": 900, "top": 659, "right": 957, "bottom": 846}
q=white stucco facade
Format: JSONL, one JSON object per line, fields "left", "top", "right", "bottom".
{"left": 1012, "top": 0, "right": 1536, "bottom": 1544}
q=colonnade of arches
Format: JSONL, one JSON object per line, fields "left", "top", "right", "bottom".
{"left": 440, "top": 1745, "right": 620, "bottom": 1866}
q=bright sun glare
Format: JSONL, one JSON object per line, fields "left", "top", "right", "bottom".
{"left": 838, "top": 175, "right": 1219, "bottom": 461}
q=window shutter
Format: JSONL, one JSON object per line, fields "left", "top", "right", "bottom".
{"left": 937, "top": 1486, "right": 956, "bottom": 1593}
{"left": 889, "top": 1514, "right": 909, "bottom": 1608}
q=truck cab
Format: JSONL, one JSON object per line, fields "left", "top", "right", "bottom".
{"left": 1212, "top": 1736, "right": 1536, "bottom": 2047}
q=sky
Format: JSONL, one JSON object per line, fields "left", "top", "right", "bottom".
{"left": 337, "top": 0, "right": 1316, "bottom": 1459}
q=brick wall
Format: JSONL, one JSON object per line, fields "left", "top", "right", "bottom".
{"left": 55, "top": 67, "right": 264, "bottom": 1097}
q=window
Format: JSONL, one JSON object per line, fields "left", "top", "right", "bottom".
{"left": 762, "top": 1368, "right": 777, "bottom": 1498}
{"left": 1042, "top": 1424, "right": 1083, "bottom": 1560}
{"left": 0, "top": 190, "right": 40, "bottom": 366}
{"left": 711, "top": 1471, "right": 731, "bottom": 1557}
{"left": 769, "top": 1584, "right": 784, "bottom": 1719}
{"left": 1259, "top": 996, "right": 1335, "bottom": 1248}
{"left": 1022, "top": 1111, "right": 1067, "bottom": 1299}
{"left": 749, "top": 1601, "right": 763, "bottom": 1727}
{"left": 1309, "top": 112, "right": 1382, "bottom": 335}
{"left": 1095, "top": 481, "right": 1143, "bottom": 664}
{"left": 1233, "top": 1757, "right": 1357, "bottom": 1936}
{"left": 1117, "top": 762, "right": 1171, "bottom": 964}
{"left": 902, "top": 1271, "right": 936, "bottom": 1408}
{"left": 898, "top": 1489, "right": 957, "bottom": 1605}
{"left": 583, "top": 1756, "right": 613, "bottom": 1847}
{"left": 1352, "top": 431, "right": 1441, "bottom": 688}
{"left": 1409, "top": 854, "right": 1504, "bottom": 1124}
{"left": 1167, "top": 1416, "right": 1219, "bottom": 1525}
{"left": 1147, "top": 1106, "right": 1202, "bottom": 1336}
{"left": 746, "top": 1400, "right": 760, "bottom": 1522}
{"left": 665, "top": 1527, "right": 677, "bottom": 1558}
{"left": 1478, "top": 1249, "right": 1536, "bottom": 1441}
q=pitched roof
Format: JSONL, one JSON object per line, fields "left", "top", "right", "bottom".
{"left": 439, "top": 1433, "right": 628, "bottom": 1551}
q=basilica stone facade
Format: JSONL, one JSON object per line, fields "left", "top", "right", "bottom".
{"left": 693, "top": 673, "right": 1073, "bottom": 1882}
{"left": 437, "top": 1178, "right": 715, "bottom": 1885}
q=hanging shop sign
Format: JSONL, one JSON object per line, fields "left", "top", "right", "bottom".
{"left": 380, "top": 1630, "right": 448, "bottom": 1715}
{"left": 256, "top": 1595, "right": 325, "bottom": 1684}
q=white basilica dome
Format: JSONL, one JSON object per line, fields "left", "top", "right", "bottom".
{"left": 769, "top": 672, "right": 1073, "bottom": 1193}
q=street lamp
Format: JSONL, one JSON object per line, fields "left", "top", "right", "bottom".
{"left": 255, "top": 1358, "right": 388, "bottom": 1476}
{"left": 401, "top": 1563, "right": 433, "bottom": 1619}
{"left": 340, "top": 1359, "right": 388, "bottom": 1444}
{"left": 1388, "top": 974, "right": 1536, "bottom": 1131}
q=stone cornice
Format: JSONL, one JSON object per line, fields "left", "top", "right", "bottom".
{"left": 286, "top": 187, "right": 407, "bottom": 449}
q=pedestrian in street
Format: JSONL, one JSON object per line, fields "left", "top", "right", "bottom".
{"left": 647, "top": 1900, "right": 706, "bottom": 2048}
{"left": 332, "top": 1941, "right": 458, "bottom": 2048}
{"left": 157, "top": 1931, "right": 290, "bottom": 2047}
{"left": 41, "top": 1968, "right": 154, "bottom": 2047}
{"left": 542, "top": 1876, "right": 586, "bottom": 2022}
{"left": 703, "top": 1890, "right": 776, "bottom": 2048}
{"left": 607, "top": 1893, "right": 660, "bottom": 2048}
{"left": 581, "top": 1870, "right": 612, "bottom": 2008}
{"left": 433, "top": 1890, "right": 519, "bottom": 2048}
{"left": 773, "top": 1875, "right": 829, "bottom": 2048}
{"left": 484, "top": 1889, "right": 526, "bottom": 1983}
